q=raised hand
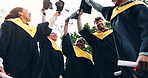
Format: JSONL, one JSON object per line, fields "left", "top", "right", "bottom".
{"left": 41, "top": 8, "right": 46, "bottom": 14}
{"left": 78, "top": 9, "right": 83, "bottom": 17}
{"left": 54, "top": 11, "right": 61, "bottom": 17}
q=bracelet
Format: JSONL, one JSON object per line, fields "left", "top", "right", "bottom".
{"left": 43, "top": 13, "right": 46, "bottom": 16}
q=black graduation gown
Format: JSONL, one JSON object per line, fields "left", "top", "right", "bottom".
{"left": 101, "top": 1, "right": 148, "bottom": 77}
{"left": 62, "top": 34, "right": 93, "bottom": 78}
{"left": 79, "top": 27, "right": 121, "bottom": 78}
{"left": 39, "top": 37, "right": 64, "bottom": 78}
{"left": 0, "top": 21, "right": 51, "bottom": 78}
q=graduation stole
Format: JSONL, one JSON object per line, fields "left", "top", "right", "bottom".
{"left": 93, "top": 30, "right": 113, "bottom": 40}
{"left": 7, "top": 18, "right": 37, "bottom": 38}
{"left": 73, "top": 46, "right": 93, "bottom": 62}
{"left": 110, "top": 1, "right": 146, "bottom": 21}
{"left": 48, "top": 38, "right": 62, "bottom": 53}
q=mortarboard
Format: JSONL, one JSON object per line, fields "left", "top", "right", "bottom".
{"left": 80, "top": 0, "right": 92, "bottom": 14}
{"left": 43, "top": 0, "right": 53, "bottom": 10}
{"left": 55, "top": 0, "right": 65, "bottom": 11}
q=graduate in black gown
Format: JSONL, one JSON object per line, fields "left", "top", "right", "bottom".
{"left": 85, "top": 0, "right": 148, "bottom": 77}
{"left": 40, "top": 8, "right": 64, "bottom": 78}
{"left": 62, "top": 18, "right": 93, "bottom": 78}
{"left": 0, "top": 7, "right": 53, "bottom": 78}
{"left": 39, "top": 32, "right": 64, "bottom": 78}
{"left": 76, "top": 9, "right": 121, "bottom": 78}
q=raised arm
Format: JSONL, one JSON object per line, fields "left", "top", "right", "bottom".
{"left": 48, "top": 11, "right": 61, "bottom": 29}
{"left": 62, "top": 18, "right": 77, "bottom": 58}
{"left": 77, "top": 9, "right": 84, "bottom": 32}
{"left": 41, "top": 8, "right": 46, "bottom": 22}
{"left": 135, "top": 5, "right": 148, "bottom": 71}
{"left": 64, "top": 18, "right": 69, "bottom": 36}
{"left": 85, "top": 0, "right": 104, "bottom": 12}
{"left": 41, "top": 8, "right": 61, "bottom": 29}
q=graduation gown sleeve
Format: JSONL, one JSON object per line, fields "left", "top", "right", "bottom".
{"left": 37, "top": 22, "right": 52, "bottom": 42}
{"left": 136, "top": 5, "right": 148, "bottom": 54}
{"left": 78, "top": 27, "right": 96, "bottom": 46}
{"left": 62, "top": 33, "right": 76, "bottom": 59}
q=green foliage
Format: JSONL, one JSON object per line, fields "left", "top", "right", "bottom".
{"left": 133, "top": 0, "right": 148, "bottom": 4}
{"left": 143, "top": 0, "right": 148, "bottom": 4}
{"left": 106, "top": 21, "right": 112, "bottom": 29}
{"left": 70, "top": 32, "right": 81, "bottom": 45}
{"left": 84, "top": 23, "right": 97, "bottom": 33}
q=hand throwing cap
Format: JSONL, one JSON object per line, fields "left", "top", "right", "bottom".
{"left": 80, "top": 0, "right": 92, "bottom": 14}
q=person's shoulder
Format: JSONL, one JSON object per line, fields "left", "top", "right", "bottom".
{"left": 0, "top": 21, "right": 16, "bottom": 31}
{"left": 131, "top": 2, "right": 147, "bottom": 10}
{"left": 1, "top": 21, "right": 15, "bottom": 27}
{"left": 137, "top": 3, "right": 148, "bottom": 9}
{"left": 102, "top": 6, "right": 115, "bottom": 10}
{"left": 37, "top": 22, "right": 49, "bottom": 28}
{"left": 3, "top": 20, "right": 13, "bottom": 24}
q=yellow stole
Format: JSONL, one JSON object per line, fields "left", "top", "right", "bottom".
{"left": 48, "top": 38, "right": 62, "bottom": 53}
{"left": 73, "top": 46, "right": 93, "bottom": 62}
{"left": 93, "top": 30, "right": 113, "bottom": 40}
{"left": 110, "top": 1, "right": 146, "bottom": 21}
{"left": 7, "top": 18, "right": 37, "bottom": 38}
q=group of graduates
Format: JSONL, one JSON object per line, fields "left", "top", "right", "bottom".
{"left": 0, "top": 0, "right": 148, "bottom": 78}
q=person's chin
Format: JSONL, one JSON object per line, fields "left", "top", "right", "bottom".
{"left": 112, "top": 1, "right": 117, "bottom": 5}
{"left": 53, "top": 39, "right": 57, "bottom": 41}
{"left": 99, "top": 28, "right": 104, "bottom": 30}
{"left": 28, "top": 19, "right": 31, "bottom": 22}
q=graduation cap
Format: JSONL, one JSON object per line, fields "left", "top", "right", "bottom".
{"left": 55, "top": 0, "right": 65, "bottom": 11}
{"left": 80, "top": 0, "right": 92, "bottom": 14}
{"left": 43, "top": 0, "right": 53, "bottom": 10}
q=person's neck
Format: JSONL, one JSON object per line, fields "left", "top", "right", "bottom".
{"left": 48, "top": 36, "right": 57, "bottom": 42}
{"left": 99, "top": 28, "right": 107, "bottom": 32}
{"left": 53, "top": 40, "right": 57, "bottom": 42}
{"left": 20, "top": 17, "right": 27, "bottom": 24}
{"left": 119, "top": 0, "right": 129, "bottom": 6}
{"left": 76, "top": 46, "right": 83, "bottom": 50}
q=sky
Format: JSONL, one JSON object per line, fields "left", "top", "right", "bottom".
{"left": 0, "top": 0, "right": 114, "bottom": 45}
